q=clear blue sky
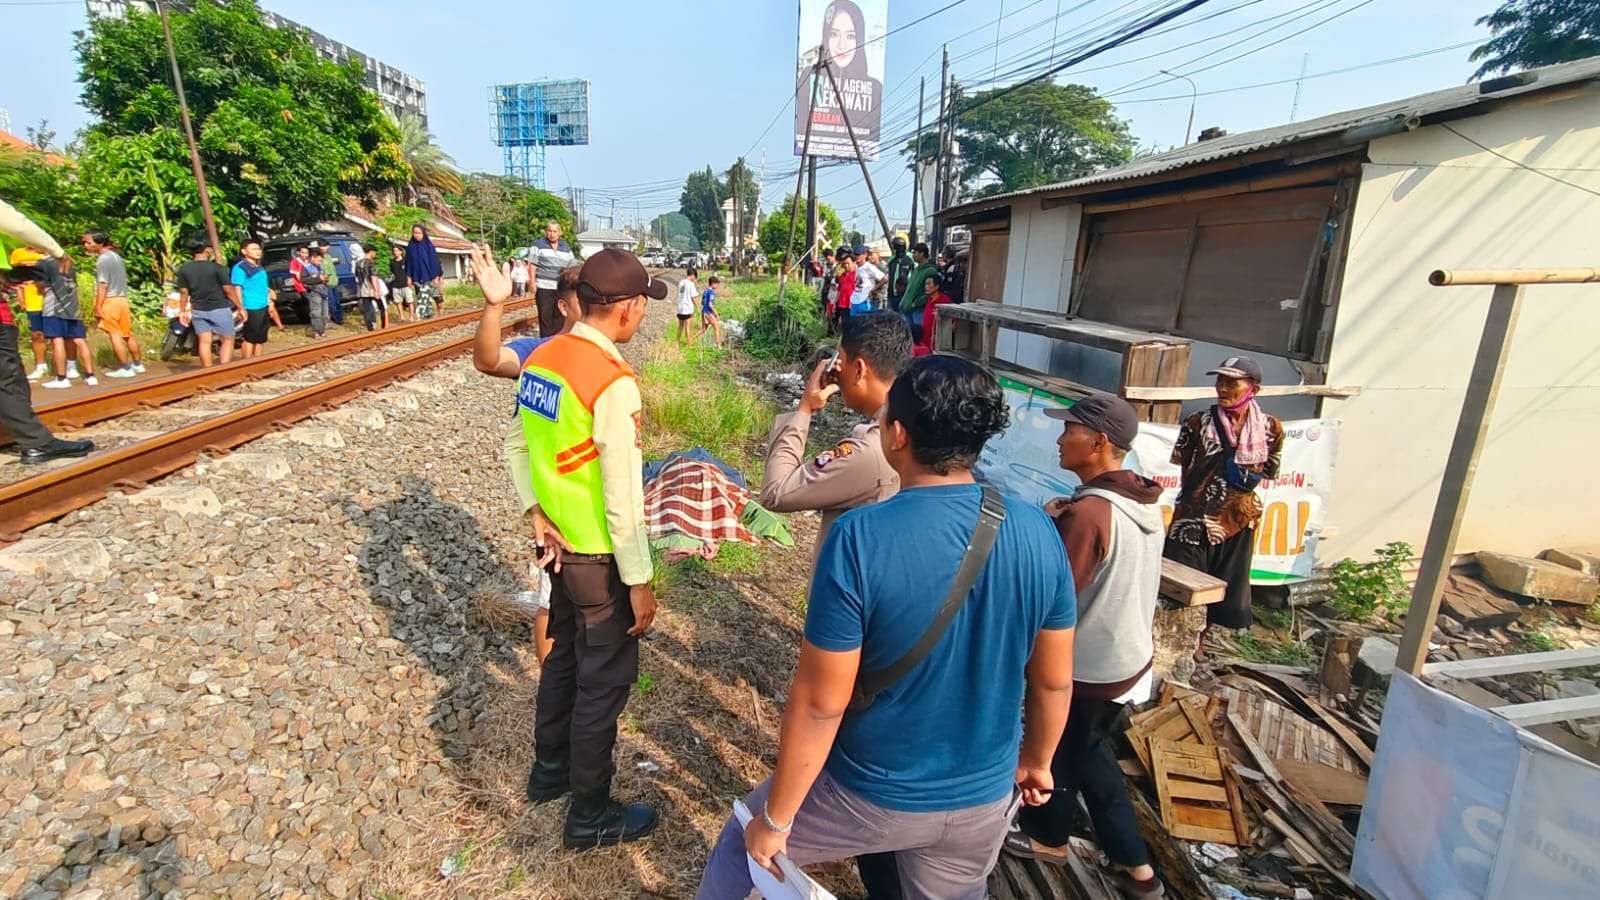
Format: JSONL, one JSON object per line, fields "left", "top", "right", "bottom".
{"left": 4, "top": 0, "right": 1498, "bottom": 232}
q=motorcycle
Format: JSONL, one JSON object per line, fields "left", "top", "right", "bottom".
{"left": 157, "top": 289, "right": 224, "bottom": 361}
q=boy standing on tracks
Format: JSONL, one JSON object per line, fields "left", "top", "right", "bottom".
{"left": 83, "top": 231, "right": 144, "bottom": 379}
{"left": 515, "top": 249, "right": 666, "bottom": 849}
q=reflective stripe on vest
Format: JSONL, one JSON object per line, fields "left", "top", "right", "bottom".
{"left": 517, "top": 333, "right": 635, "bottom": 554}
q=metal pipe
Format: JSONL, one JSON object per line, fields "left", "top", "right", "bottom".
{"left": 778, "top": 65, "right": 821, "bottom": 302}
{"left": 1430, "top": 267, "right": 1600, "bottom": 286}
{"left": 156, "top": 0, "right": 221, "bottom": 258}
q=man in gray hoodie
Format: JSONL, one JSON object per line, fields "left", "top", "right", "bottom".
{"left": 1007, "top": 392, "right": 1166, "bottom": 899}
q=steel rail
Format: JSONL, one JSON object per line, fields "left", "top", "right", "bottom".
{"left": 2, "top": 298, "right": 536, "bottom": 445}
{"left": 0, "top": 313, "right": 535, "bottom": 539}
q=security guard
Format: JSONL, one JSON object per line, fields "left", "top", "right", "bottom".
{"left": 759, "top": 311, "right": 912, "bottom": 555}
{"left": 519, "top": 249, "right": 666, "bottom": 848}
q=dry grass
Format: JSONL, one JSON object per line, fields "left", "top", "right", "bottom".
{"left": 367, "top": 281, "right": 865, "bottom": 899}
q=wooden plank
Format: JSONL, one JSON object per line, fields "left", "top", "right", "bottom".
{"left": 1226, "top": 709, "right": 1287, "bottom": 784}
{"left": 1422, "top": 646, "right": 1600, "bottom": 680}
{"left": 1275, "top": 758, "right": 1367, "bottom": 806}
{"left": 1300, "top": 695, "right": 1375, "bottom": 768}
{"left": 1161, "top": 557, "right": 1227, "bottom": 606}
{"left": 1150, "top": 740, "right": 1177, "bottom": 840}
{"left": 1219, "top": 749, "right": 1251, "bottom": 846}
{"left": 937, "top": 300, "right": 1192, "bottom": 355}
{"left": 1179, "top": 699, "right": 1218, "bottom": 745}
{"left": 1492, "top": 693, "right": 1600, "bottom": 726}
{"left": 1166, "top": 779, "right": 1229, "bottom": 802}
{"left": 1173, "top": 803, "right": 1237, "bottom": 832}
{"left": 1123, "top": 383, "right": 1362, "bottom": 401}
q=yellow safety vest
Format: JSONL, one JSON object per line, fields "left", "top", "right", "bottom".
{"left": 517, "top": 334, "right": 636, "bottom": 554}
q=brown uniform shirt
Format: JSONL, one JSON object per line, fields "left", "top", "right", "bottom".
{"left": 758, "top": 407, "right": 898, "bottom": 555}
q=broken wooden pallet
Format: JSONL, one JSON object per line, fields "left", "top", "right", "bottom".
{"left": 1149, "top": 738, "right": 1249, "bottom": 846}
{"left": 1215, "top": 685, "right": 1365, "bottom": 774}
{"left": 1126, "top": 690, "right": 1217, "bottom": 773}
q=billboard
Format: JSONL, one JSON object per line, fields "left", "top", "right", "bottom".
{"left": 794, "top": 0, "right": 888, "bottom": 161}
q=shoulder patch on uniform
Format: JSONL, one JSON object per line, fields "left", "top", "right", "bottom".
{"left": 516, "top": 370, "right": 562, "bottom": 422}
{"left": 812, "top": 440, "right": 857, "bottom": 470}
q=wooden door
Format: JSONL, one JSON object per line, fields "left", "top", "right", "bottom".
{"left": 968, "top": 230, "right": 1009, "bottom": 304}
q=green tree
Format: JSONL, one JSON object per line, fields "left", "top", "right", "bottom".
{"left": 0, "top": 145, "right": 95, "bottom": 248}
{"left": 393, "top": 113, "right": 464, "bottom": 210}
{"left": 75, "top": 129, "right": 248, "bottom": 285}
{"left": 909, "top": 82, "right": 1134, "bottom": 200}
{"left": 650, "top": 211, "right": 699, "bottom": 251}
{"left": 25, "top": 120, "right": 58, "bottom": 154}
{"left": 1471, "top": 1, "right": 1600, "bottom": 78}
{"left": 76, "top": 0, "right": 409, "bottom": 236}
{"left": 758, "top": 194, "right": 842, "bottom": 262}
{"left": 447, "top": 173, "right": 575, "bottom": 253}
{"left": 679, "top": 166, "right": 726, "bottom": 251}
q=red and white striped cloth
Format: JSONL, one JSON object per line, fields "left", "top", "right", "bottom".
{"left": 644, "top": 457, "right": 757, "bottom": 545}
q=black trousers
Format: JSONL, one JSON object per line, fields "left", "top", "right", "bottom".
{"left": 0, "top": 324, "right": 53, "bottom": 450}
{"left": 535, "top": 287, "right": 563, "bottom": 338}
{"left": 1018, "top": 692, "right": 1151, "bottom": 867}
{"left": 1164, "top": 530, "right": 1255, "bottom": 629}
{"left": 359, "top": 297, "right": 384, "bottom": 331}
{"left": 532, "top": 555, "right": 640, "bottom": 797}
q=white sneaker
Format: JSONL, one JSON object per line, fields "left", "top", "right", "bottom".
{"left": 105, "top": 367, "right": 137, "bottom": 379}
{"left": 42, "top": 378, "right": 72, "bottom": 389}
{"left": 66, "top": 364, "right": 81, "bottom": 379}
{"left": 131, "top": 363, "right": 146, "bottom": 374}
{"left": 27, "top": 363, "right": 48, "bottom": 381}
{"left": 84, "top": 376, "right": 99, "bottom": 387}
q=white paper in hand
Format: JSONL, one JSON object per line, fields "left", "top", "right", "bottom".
{"left": 732, "top": 801, "right": 837, "bottom": 900}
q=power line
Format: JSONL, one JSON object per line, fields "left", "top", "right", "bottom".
{"left": 1439, "top": 122, "right": 1600, "bottom": 200}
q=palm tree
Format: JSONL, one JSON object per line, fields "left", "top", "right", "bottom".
{"left": 392, "top": 113, "right": 463, "bottom": 210}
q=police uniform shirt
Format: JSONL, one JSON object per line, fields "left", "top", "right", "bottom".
{"left": 758, "top": 406, "right": 898, "bottom": 555}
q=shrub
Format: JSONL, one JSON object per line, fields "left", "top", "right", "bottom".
{"left": 744, "top": 280, "right": 825, "bottom": 362}
{"left": 1327, "top": 541, "right": 1414, "bottom": 622}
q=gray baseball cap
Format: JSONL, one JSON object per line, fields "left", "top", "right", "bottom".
{"left": 1044, "top": 392, "right": 1139, "bottom": 450}
{"left": 1206, "top": 355, "right": 1264, "bottom": 382}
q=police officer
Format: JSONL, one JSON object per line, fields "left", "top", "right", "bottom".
{"left": 518, "top": 249, "right": 667, "bottom": 848}
{"left": 759, "top": 311, "right": 911, "bottom": 553}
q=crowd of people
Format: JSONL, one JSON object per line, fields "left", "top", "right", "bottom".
{"left": 466, "top": 238, "right": 1283, "bottom": 900}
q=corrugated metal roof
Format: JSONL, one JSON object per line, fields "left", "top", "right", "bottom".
{"left": 941, "top": 56, "right": 1600, "bottom": 218}
{"left": 576, "top": 228, "right": 636, "bottom": 243}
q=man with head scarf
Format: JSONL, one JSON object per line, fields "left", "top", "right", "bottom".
{"left": 1163, "top": 356, "right": 1285, "bottom": 660}
{"left": 405, "top": 225, "right": 444, "bottom": 319}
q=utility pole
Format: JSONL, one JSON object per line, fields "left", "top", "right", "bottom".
{"left": 821, "top": 63, "right": 894, "bottom": 247}
{"left": 804, "top": 157, "right": 818, "bottom": 263}
{"left": 908, "top": 75, "right": 925, "bottom": 247}
{"left": 932, "top": 45, "right": 950, "bottom": 253}
{"left": 155, "top": 0, "right": 221, "bottom": 259}
{"left": 779, "top": 65, "right": 821, "bottom": 302}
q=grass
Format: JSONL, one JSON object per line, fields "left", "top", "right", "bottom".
{"left": 640, "top": 341, "right": 774, "bottom": 474}
{"left": 1521, "top": 627, "right": 1563, "bottom": 652}
{"left": 1234, "top": 632, "right": 1320, "bottom": 668}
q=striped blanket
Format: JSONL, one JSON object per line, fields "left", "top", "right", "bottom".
{"left": 644, "top": 457, "right": 758, "bottom": 545}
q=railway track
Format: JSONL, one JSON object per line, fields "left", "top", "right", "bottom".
{"left": 2, "top": 298, "right": 536, "bottom": 443}
{"left": 0, "top": 306, "right": 538, "bottom": 539}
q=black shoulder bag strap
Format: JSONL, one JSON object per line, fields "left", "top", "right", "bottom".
{"left": 848, "top": 485, "right": 1008, "bottom": 712}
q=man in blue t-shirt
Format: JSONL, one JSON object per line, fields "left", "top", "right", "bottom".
{"left": 696, "top": 355, "right": 1077, "bottom": 900}
{"left": 230, "top": 239, "right": 278, "bottom": 359}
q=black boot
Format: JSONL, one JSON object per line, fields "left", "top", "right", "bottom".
{"left": 563, "top": 788, "right": 658, "bottom": 849}
{"left": 525, "top": 757, "right": 570, "bottom": 804}
{"left": 21, "top": 438, "right": 94, "bottom": 466}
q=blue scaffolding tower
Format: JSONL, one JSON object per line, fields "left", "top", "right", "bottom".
{"left": 488, "top": 80, "right": 590, "bottom": 188}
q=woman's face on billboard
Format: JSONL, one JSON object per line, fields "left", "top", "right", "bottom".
{"left": 827, "top": 10, "right": 858, "bottom": 69}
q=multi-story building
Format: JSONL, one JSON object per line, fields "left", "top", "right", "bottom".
{"left": 86, "top": 1, "right": 427, "bottom": 126}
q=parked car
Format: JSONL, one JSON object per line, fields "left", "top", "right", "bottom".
{"left": 261, "top": 231, "right": 366, "bottom": 322}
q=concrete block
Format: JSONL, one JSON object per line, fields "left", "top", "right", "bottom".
{"left": 1540, "top": 547, "right": 1600, "bottom": 578}
{"left": 284, "top": 426, "right": 346, "bottom": 449}
{"left": 128, "top": 485, "right": 222, "bottom": 517}
{"left": 204, "top": 452, "right": 291, "bottom": 481}
{"left": 317, "top": 408, "right": 385, "bottom": 430}
{"left": 386, "top": 392, "right": 420, "bottom": 411}
{"left": 0, "top": 539, "right": 112, "bottom": 580}
{"left": 1477, "top": 551, "right": 1599, "bottom": 606}
{"left": 398, "top": 379, "right": 447, "bottom": 396}
{"left": 1356, "top": 637, "right": 1400, "bottom": 681}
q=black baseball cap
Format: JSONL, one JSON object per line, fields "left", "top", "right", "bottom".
{"left": 576, "top": 249, "right": 668, "bottom": 304}
{"left": 1206, "top": 355, "right": 1264, "bottom": 382}
{"left": 1044, "top": 392, "right": 1139, "bottom": 450}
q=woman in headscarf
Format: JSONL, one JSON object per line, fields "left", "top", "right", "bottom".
{"left": 1163, "top": 356, "right": 1285, "bottom": 661}
{"left": 404, "top": 225, "right": 444, "bottom": 318}
{"left": 796, "top": 0, "right": 884, "bottom": 143}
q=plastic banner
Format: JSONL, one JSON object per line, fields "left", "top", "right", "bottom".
{"left": 973, "top": 379, "right": 1340, "bottom": 582}
{"left": 795, "top": 0, "right": 887, "bottom": 160}
{"left": 1352, "top": 673, "right": 1600, "bottom": 899}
